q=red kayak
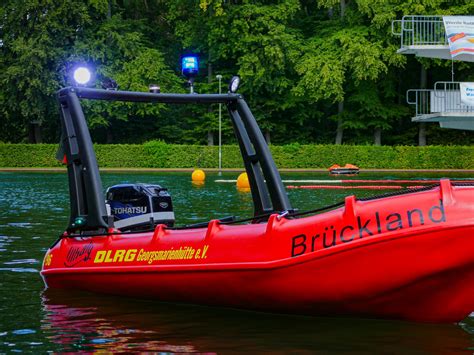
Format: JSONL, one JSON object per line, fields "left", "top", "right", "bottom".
{"left": 41, "top": 87, "right": 474, "bottom": 323}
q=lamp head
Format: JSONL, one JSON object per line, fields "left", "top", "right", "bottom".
{"left": 228, "top": 76, "right": 241, "bottom": 93}
{"left": 149, "top": 84, "right": 160, "bottom": 93}
{"left": 73, "top": 66, "right": 92, "bottom": 85}
{"left": 101, "top": 77, "right": 118, "bottom": 90}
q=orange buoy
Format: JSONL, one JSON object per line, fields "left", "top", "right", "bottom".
{"left": 236, "top": 172, "right": 250, "bottom": 189}
{"left": 192, "top": 169, "right": 206, "bottom": 182}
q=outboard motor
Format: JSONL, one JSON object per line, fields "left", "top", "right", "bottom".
{"left": 106, "top": 184, "right": 174, "bottom": 231}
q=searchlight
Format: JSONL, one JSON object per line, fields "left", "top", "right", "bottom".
{"left": 228, "top": 76, "right": 241, "bottom": 93}
{"left": 149, "top": 84, "right": 160, "bottom": 93}
{"left": 73, "top": 67, "right": 92, "bottom": 86}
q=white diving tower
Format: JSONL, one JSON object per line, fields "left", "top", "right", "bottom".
{"left": 407, "top": 82, "right": 474, "bottom": 130}
{"left": 392, "top": 15, "right": 474, "bottom": 62}
{"left": 392, "top": 15, "right": 474, "bottom": 131}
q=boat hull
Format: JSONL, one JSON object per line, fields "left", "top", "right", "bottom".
{"left": 41, "top": 181, "right": 474, "bottom": 322}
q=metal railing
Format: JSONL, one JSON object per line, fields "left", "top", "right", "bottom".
{"left": 392, "top": 15, "right": 448, "bottom": 48}
{"left": 406, "top": 81, "right": 474, "bottom": 116}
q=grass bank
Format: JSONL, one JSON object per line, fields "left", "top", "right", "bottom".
{"left": 1, "top": 142, "right": 473, "bottom": 169}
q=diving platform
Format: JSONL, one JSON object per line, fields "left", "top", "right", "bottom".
{"left": 392, "top": 16, "right": 474, "bottom": 62}
{"left": 406, "top": 82, "right": 474, "bottom": 131}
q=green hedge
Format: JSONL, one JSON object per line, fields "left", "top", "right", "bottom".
{"left": 0, "top": 142, "right": 473, "bottom": 169}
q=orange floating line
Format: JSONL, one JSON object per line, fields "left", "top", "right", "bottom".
{"left": 287, "top": 185, "right": 427, "bottom": 190}
{"left": 338, "top": 179, "right": 474, "bottom": 184}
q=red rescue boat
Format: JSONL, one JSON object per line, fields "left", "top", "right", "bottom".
{"left": 41, "top": 87, "right": 474, "bottom": 323}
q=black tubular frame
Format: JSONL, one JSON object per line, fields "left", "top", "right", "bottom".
{"left": 57, "top": 87, "right": 293, "bottom": 231}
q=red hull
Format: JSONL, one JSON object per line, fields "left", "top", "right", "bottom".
{"left": 41, "top": 180, "right": 474, "bottom": 322}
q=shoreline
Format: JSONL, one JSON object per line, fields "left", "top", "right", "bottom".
{"left": 1, "top": 167, "right": 474, "bottom": 173}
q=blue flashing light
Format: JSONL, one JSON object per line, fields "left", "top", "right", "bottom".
{"left": 181, "top": 55, "right": 199, "bottom": 78}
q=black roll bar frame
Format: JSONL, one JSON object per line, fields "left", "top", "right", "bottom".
{"left": 57, "top": 86, "right": 293, "bottom": 232}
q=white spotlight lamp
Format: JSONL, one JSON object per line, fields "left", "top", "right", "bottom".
{"left": 228, "top": 76, "right": 241, "bottom": 93}
{"left": 73, "top": 66, "right": 92, "bottom": 86}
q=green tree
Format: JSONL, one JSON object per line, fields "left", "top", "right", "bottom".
{"left": 293, "top": 0, "right": 408, "bottom": 145}
{"left": 166, "top": 0, "right": 305, "bottom": 144}
{"left": 0, "top": 0, "right": 108, "bottom": 142}
{"left": 0, "top": 0, "right": 472, "bottom": 146}
{"left": 71, "top": 7, "right": 184, "bottom": 142}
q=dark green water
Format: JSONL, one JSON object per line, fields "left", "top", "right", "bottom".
{"left": 0, "top": 171, "right": 472, "bottom": 353}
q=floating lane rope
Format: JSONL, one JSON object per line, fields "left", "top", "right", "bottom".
{"left": 287, "top": 185, "right": 427, "bottom": 190}
{"left": 216, "top": 179, "right": 343, "bottom": 183}
{"left": 215, "top": 179, "right": 474, "bottom": 184}
{"left": 330, "top": 179, "right": 474, "bottom": 184}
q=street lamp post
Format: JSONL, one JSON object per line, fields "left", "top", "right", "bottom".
{"left": 216, "top": 74, "right": 223, "bottom": 176}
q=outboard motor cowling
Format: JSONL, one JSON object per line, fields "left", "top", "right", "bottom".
{"left": 106, "top": 184, "right": 174, "bottom": 231}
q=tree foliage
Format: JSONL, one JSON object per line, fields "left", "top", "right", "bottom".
{"left": 0, "top": 0, "right": 473, "bottom": 145}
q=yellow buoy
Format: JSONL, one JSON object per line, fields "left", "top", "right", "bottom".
{"left": 192, "top": 169, "right": 206, "bottom": 182}
{"left": 236, "top": 172, "right": 250, "bottom": 189}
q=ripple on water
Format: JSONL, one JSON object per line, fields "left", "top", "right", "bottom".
{"left": 90, "top": 338, "right": 116, "bottom": 344}
{"left": 0, "top": 235, "right": 20, "bottom": 240}
{"left": 4, "top": 259, "right": 39, "bottom": 265}
{"left": 7, "top": 223, "right": 32, "bottom": 229}
{"left": 12, "top": 329, "right": 36, "bottom": 336}
{"left": 0, "top": 268, "right": 38, "bottom": 273}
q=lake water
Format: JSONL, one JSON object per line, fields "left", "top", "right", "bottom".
{"left": 0, "top": 171, "right": 473, "bottom": 353}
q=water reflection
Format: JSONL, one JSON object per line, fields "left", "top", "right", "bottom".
{"left": 191, "top": 181, "right": 205, "bottom": 188}
{"left": 236, "top": 186, "right": 251, "bottom": 193}
{"left": 42, "top": 289, "right": 473, "bottom": 353}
